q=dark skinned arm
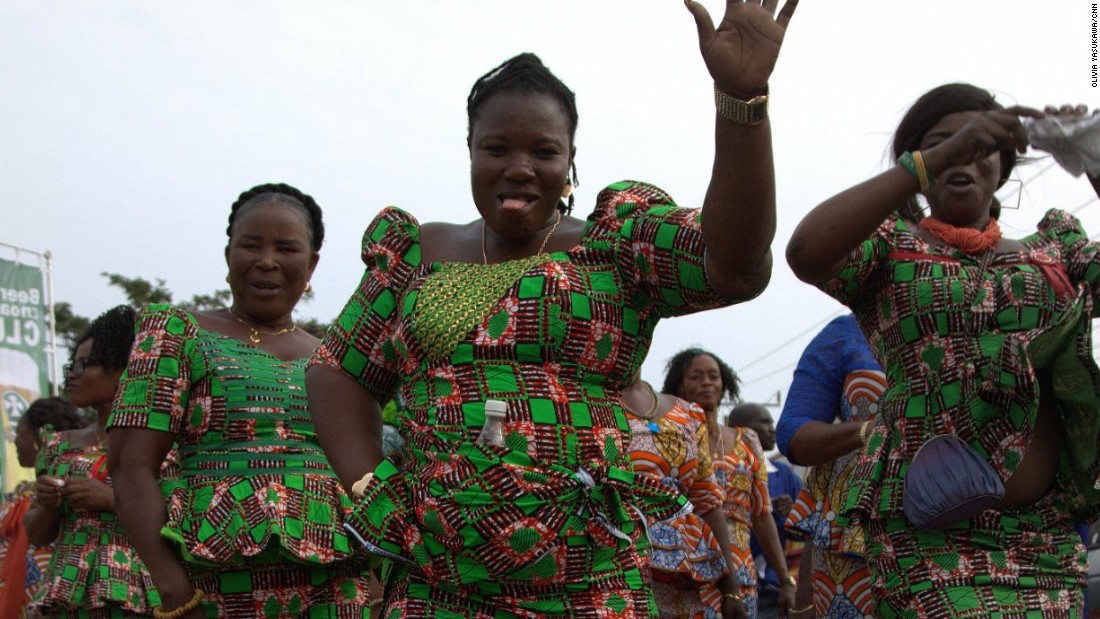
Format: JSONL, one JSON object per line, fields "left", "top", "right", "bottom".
{"left": 684, "top": 0, "right": 798, "bottom": 299}
{"left": 305, "top": 365, "right": 384, "bottom": 495}
{"left": 751, "top": 510, "right": 795, "bottom": 615}
{"left": 787, "top": 420, "right": 865, "bottom": 467}
{"left": 787, "top": 106, "right": 1041, "bottom": 285}
{"left": 791, "top": 541, "right": 816, "bottom": 617}
{"left": 701, "top": 507, "right": 749, "bottom": 619}
{"left": 109, "top": 427, "right": 201, "bottom": 618}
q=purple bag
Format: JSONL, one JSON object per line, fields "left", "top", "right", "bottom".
{"left": 903, "top": 434, "right": 1005, "bottom": 531}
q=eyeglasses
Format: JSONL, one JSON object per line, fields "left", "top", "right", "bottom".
{"left": 63, "top": 357, "right": 100, "bottom": 376}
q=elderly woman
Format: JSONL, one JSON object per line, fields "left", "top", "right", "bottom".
{"left": 108, "top": 184, "right": 370, "bottom": 619}
{"left": 306, "top": 2, "right": 798, "bottom": 616}
{"left": 787, "top": 86, "right": 1100, "bottom": 615}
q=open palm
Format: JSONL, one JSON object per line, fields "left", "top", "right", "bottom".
{"left": 686, "top": 0, "right": 799, "bottom": 97}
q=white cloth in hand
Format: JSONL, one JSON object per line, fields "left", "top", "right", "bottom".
{"left": 1025, "top": 114, "right": 1100, "bottom": 177}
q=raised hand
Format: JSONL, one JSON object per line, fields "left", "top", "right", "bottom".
{"left": 684, "top": 0, "right": 799, "bottom": 97}
{"left": 921, "top": 106, "right": 1044, "bottom": 175}
{"left": 1044, "top": 103, "right": 1095, "bottom": 118}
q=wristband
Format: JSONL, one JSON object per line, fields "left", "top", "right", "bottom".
{"left": 152, "top": 589, "right": 205, "bottom": 619}
{"left": 898, "top": 150, "right": 938, "bottom": 192}
{"left": 859, "top": 420, "right": 873, "bottom": 445}
{"left": 714, "top": 86, "right": 768, "bottom": 125}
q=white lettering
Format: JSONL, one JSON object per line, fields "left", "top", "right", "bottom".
{"left": 0, "top": 317, "right": 41, "bottom": 347}
{"left": 0, "top": 286, "right": 40, "bottom": 305}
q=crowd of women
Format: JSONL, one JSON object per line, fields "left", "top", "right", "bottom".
{"left": 2, "top": 0, "right": 1100, "bottom": 617}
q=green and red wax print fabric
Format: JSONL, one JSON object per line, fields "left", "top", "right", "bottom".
{"left": 31, "top": 431, "right": 167, "bottom": 615}
{"left": 110, "top": 306, "right": 358, "bottom": 567}
{"left": 821, "top": 209, "right": 1100, "bottom": 616}
{"left": 312, "top": 181, "right": 738, "bottom": 616}
{"left": 108, "top": 306, "right": 371, "bottom": 617}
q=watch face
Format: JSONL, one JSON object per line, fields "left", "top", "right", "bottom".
{"left": 747, "top": 96, "right": 768, "bottom": 123}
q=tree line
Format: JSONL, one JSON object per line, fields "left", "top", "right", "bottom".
{"left": 54, "top": 272, "right": 332, "bottom": 348}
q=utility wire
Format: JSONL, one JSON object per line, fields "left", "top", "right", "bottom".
{"left": 998, "top": 160, "right": 1057, "bottom": 208}
{"left": 735, "top": 308, "right": 845, "bottom": 374}
{"left": 742, "top": 360, "right": 800, "bottom": 386}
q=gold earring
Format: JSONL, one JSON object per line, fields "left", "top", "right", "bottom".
{"left": 304, "top": 281, "right": 312, "bottom": 293}
{"left": 562, "top": 182, "right": 573, "bottom": 199}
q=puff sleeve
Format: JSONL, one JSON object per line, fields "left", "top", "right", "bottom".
{"left": 310, "top": 207, "right": 422, "bottom": 400}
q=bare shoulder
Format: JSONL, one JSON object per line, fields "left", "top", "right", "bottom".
{"left": 547, "top": 216, "right": 586, "bottom": 253}
{"left": 420, "top": 221, "right": 480, "bottom": 263}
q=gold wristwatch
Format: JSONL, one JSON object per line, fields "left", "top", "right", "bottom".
{"left": 714, "top": 86, "right": 769, "bottom": 125}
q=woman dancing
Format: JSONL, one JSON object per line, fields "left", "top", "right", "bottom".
{"left": 787, "top": 86, "right": 1100, "bottom": 616}
{"left": 306, "top": 1, "right": 798, "bottom": 615}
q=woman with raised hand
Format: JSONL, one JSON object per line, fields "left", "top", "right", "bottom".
{"left": 306, "top": 2, "right": 798, "bottom": 616}
{"left": 25, "top": 305, "right": 165, "bottom": 618}
{"left": 108, "top": 184, "right": 371, "bottom": 619}
{"left": 787, "top": 85, "right": 1100, "bottom": 615}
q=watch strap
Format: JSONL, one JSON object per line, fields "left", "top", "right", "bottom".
{"left": 714, "top": 86, "right": 769, "bottom": 125}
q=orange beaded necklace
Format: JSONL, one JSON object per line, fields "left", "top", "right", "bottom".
{"left": 918, "top": 216, "right": 1002, "bottom": 254}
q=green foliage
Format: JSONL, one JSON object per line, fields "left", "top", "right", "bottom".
{"left": 52, "top": 301, "right": 90, "bottom": 348}
{"left": 179, "top": 289, "right": 232, "bottom": 312}
{"left": 54, "top": 273, "right": 332, "bottom": 344}
{"left": 100, "top": 272, "right": 174, "bottom": 306}
{"left": 297, "top": 317, "right": 330, "bottom": 339}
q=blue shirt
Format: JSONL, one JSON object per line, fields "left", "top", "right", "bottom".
{"left": 775, "top": 314, "right": 883, "bottom": 460}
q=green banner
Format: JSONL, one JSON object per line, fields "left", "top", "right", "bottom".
{"left": 0, "top": 257, "right": 49, "bottom": 492}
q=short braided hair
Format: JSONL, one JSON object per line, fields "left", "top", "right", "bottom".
{"left": 72, "top": 305, "right": 136, "bottom": 372}
{"left": 227, "top": 183, "right": 324, "bottom": 251}
{"left": 22, "top": 396, "right": 84, "bottom": 432}
{"left": 467, "top": 53, "right": 580, "bottom": 213}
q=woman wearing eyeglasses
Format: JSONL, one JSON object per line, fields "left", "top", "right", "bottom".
{"left": 24, "top": 305, "right": 171, "bottom": 618}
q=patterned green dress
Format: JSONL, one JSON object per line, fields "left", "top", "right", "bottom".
{"left": 31, "top": 430, "right": 168, "bottom": 618}
{"left": 108, "top": 306, "right": 371, "bottom": 619}
{"left": 824, "top": 211, "right": 1100, "bottom": 618}
{"left": 311, "top": 181, "right": 738, "bottom": 618}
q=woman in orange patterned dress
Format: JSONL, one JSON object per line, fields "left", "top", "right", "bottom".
{"left": 624, "top": 376, "right": 742, "bottom": 619}
{"left": 662, "top": 349, "right": 794, "bottom": 619}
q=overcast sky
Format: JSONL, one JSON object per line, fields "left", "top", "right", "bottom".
{"left": 2, "top": 1, "right": 1096, "bottom": 417}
